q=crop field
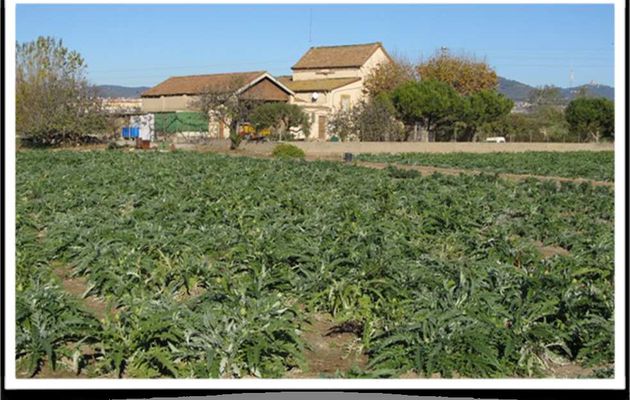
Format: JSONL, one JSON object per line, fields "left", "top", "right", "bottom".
{"left": 16, "top": 150, "right": 614, "bottom": 378}
{"left": 356, "top": 151, "right": 615, "bottom": 181}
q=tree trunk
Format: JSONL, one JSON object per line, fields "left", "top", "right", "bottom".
{"left": 470, "top": 127, "right": 478, "bottom": 142}
{"left": 591, "top": 130, "right": 600, "bottom": 143}
{"left": 229, "top": 120, "right": 240, "bottom": 150}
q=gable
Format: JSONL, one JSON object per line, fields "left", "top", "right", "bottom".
{"left": 240, "top": 77, "right": 291, "bottom": 101}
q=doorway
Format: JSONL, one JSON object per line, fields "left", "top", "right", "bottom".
{"left": 318, "top": 115, "right": 327, "bottom": 140}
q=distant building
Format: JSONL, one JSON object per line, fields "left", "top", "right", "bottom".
{"left": 511, "top": 101, "right": 533, "bottom": 114}
{"left": 101, "top": 97, "right": 142, "bottom": 114}
{"left": 140, "top": 42, "right": 392, "bottom": 140}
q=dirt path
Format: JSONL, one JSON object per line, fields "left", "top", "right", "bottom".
{"left": 174, "top": 145, "right": 614, "bottom": 187}
{"left": 287, "top": 313, "right": 367, "bottom": 378}
{"left": 181, "top": 140, "right": 614, "bottom": 155}
{"left": 354, "top": 161, "right": 614, "bottom": 187}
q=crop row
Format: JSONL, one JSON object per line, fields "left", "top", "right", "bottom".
{"left": 16, "top": 150, "right": 614, "bottom": 378}
{"left": 356, "top": 151, "right": 615, "bottom": 181}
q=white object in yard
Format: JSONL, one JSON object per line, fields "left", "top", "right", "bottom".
{"left": 485, "top": 136, "right": 506, "bottom": 143}
{"left": 130, "top": 114, "right": 155, "bottom": 141}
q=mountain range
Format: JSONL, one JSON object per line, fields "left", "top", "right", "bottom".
{"left": 497, "top": 77, "right": 614, "bottom": 102}
{"left": 96, "top": 85, "right": 150, "bottom": 98}
{"left": 96, "top": 78, "right": 614, "bottom": 102}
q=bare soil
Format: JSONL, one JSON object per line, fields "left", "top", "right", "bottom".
{"left": 287, "top": 313, "right": 368, "bottom": 378}
{"left": 532, "top": 240, "right": 571, "bottom": 259}
{"left": 52, "top": 264, "right": 112, "bottom": 320}
{"left": 355, "top": 161, "right": 613, "bottom": 187}
{"left": 547, "top": 362, "right": 595, "bottom": 378}
{"left": 396, "top": 362, "right": 597, "bottom": 379}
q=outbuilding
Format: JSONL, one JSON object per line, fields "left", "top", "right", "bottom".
{"left": 141, "top": 71, "right": 294, "bottom": 138}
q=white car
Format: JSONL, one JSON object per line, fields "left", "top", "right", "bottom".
{"left": 485, "top": 137, "right": 506, "bottom": 143}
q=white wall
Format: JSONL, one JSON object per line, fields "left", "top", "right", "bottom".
{"left": 292, "top": 68, "right": 361, "bottom": 81}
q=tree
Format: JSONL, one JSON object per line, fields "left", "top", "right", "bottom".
{"left": 417, "top": 50, "right": 498, "bottom": 96}
{"left": 363, "top": 55, "right": 418, "bottom": 98}
{"left": 355, "top": 94, "right": 406, "bottom": 141}
{"left": 530, "top": 106, "right": 570, "bottom": 142}
{"left": 528, "top": 85, "right": 565, "bottom": 107}
{"left": 327, "top": 107, "right": 358, "bottom": 142}
{"left": 16, "top": 36, "right": 107, "bottom": 145}
{"left": 328, "top": 94, "right": 406, "bottom": 142}
{"left": 479, "top": 114, "right": 537, "bottom": 142}
{"left": 192, "top": 77, "right": 258, "bottom": 149}
{"left": 390, "top": 80, "right": 461, "bottom": 140}
{"left": 521, "top": 85, "right": 572, "bottom": 142}
{"left": 249, "top": 103, "right": 310, "bottom": 141}
{"left": 565, "top": 97, "right": 614, "bottom": 142}
{"left": 457, "top": 90, "right": 514, "bottom": 141}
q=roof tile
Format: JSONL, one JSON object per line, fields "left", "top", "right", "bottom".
{"left": 142, "top": 71, "right": 266, "bottom": 97}
{"left": 292, "top": 42, "right": 384, "bottom": 70}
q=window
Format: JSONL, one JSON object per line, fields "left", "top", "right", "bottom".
{"left": 340, "top": 95, "right": 351, "bottom": 111}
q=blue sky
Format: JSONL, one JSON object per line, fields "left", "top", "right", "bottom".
{"left": 16, "top": 4, "right": 615, "bottom": 88}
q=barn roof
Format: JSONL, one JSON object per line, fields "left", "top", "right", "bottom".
{"left": 291, "top": 42, "right": 390, "bottom": 70}
{"left": 142, "top": 71, "right": 268, "bottom": 97}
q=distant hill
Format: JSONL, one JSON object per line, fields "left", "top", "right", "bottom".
{"left": 498, "top": 77, "right": 535, "bottom": 101}
{"left": 498, "top": 77, "right": 614, "bottom": 102}
{"left": 561, "top": 84, "right": 614, "bottom": 101}
{"left": 95, "top": 85, "right": 150, "bottom": 98}
{"left": 97, "top": 80, "right": 613, "bottom": 102}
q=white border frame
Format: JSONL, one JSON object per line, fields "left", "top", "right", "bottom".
{"left": 4, "top": 0, "right": 626, "bottom": 391}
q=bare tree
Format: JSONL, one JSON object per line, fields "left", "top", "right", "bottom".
{"left": 16, "top": 36, "right": 108, "bottom": 146}
{"left": 192, "top": 77, "right": 258, "bottom": 149}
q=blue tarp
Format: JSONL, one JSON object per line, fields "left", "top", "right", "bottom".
{"left": 122, "top": 127, "right": 140, "bottom": 139}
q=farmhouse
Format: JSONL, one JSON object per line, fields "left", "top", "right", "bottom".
{"left": 141, "top": 71, "right": 294, "bottom": 138}
{"left": 140, "top": 42, "right": 392, "bottom": 140}
{"left": 280, "top": 42, "right": 393, "bottom": 140}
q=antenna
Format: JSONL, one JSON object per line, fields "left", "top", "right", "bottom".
{"left": 308, "top": 8, "right": 313, "bottom": 44}
{"left": 569, "top": 67, "right": 575, "bottom": 87}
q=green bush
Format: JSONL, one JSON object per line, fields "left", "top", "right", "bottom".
{"left": 271, "top": 143, "right": 305, "bottom": 159}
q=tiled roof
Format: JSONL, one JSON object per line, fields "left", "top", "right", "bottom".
{"left": 291, "top": 42, "right": 386, "bottom": 70}
{"left": 277, "top": 76, "right": 361, "bottom": 92}
{"left": 141, "top": 71, "right": 266, "bottom": 97}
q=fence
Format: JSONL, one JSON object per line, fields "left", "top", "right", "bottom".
{"left": 154, "top": 112, "right": 208, "bottom": 134}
